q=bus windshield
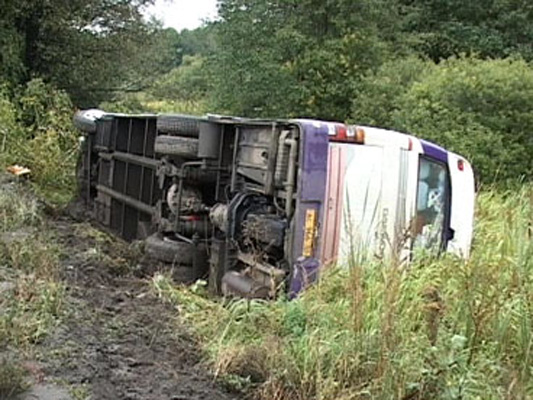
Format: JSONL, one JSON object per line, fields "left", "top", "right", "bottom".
{"left": 414, "top": 157, "right": 450, "bottom": 251}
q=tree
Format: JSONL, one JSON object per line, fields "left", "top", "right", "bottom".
{"left": 180, "top": 26, "right": 218, "bottom": 57}
{"left": 0, "top": 0, "right": 26, "bottom": 86}
{"left": 352, "top": 56, "right": 434, "bottom": 127}
{"left": 0, "top": 0, "right": 182, "bottom": 106}
{"left": 207, "top": 0, "right": 300, "bottom": 116}
{"left": 398, "top": 0, "right": 533, "bottom": 61}
{"left": 209, "top": 0, "right": 397, "bottom": 119}
{"left": 393, "top": 57, "right": 533, "bottom": 183}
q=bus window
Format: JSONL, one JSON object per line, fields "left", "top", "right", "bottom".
{"left": 413, "top": 157, "right": 450, "bottom": 251}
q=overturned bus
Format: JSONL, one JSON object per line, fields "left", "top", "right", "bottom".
{"left": 74, "top": 111, "right": 475, "bottom": 298}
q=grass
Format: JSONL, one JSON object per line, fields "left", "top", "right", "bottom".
{"left": 153, "top": 184, "right": 533, "bottom": 400}
{"left": 0, "top": 180, "right": 65, "bottom": 393}
{"left": 0, "top": 358, "right": 29, "bottom": 398}
{"left": 0, "top": 79, "right": 79, "bottom": 207}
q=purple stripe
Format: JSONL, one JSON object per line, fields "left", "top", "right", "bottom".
{"left": 421, "top": 139, "right": 448, "bottom": 164}
{"left": 288, "top": 121, "right": 329, "bottom": 295}
{"left": 300, "top": 122, "right": 329, "bottom": 201}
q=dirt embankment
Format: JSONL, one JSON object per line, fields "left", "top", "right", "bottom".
{"left": 14, "top": 207, "right": 240, "bottom": 400}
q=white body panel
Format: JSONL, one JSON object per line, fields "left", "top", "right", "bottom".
{"left": 321, "top": 126, "right": 475, "bottom": 265}
{"left": 446, "top": 153, "right": 475, "bottom": 258}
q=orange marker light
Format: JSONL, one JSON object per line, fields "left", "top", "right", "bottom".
{"left": 355, "top": 127, "right": 365, "bottom": 144}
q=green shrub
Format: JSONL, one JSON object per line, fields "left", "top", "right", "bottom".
{"left": 354, "top": 57, "right": 533, "bottom": 184}
{"left": 151, "top": 55, "right": 210, "bottom": 104}
{"left": 0, "top": 182, "right": 64, "bottom": 348}
{"left": 0, "top": 87, "right": 24, "bottom": 155}
{"left": 0, "top": 358, "right": 28, "bottom": 399}
{"left": 0, "top": 79, "right": 78, "bottom": 204}
{"left": 101, "top": 56, "right": 209, "bottom": 115}
{"left": 396, "top": 57, "right": 533, "bottom": 183}
{"left": 352, "top": 55, "right": 434, "bottom": 128}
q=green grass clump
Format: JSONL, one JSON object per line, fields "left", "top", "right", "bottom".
{"left": 0, "top": 182, "right": 42, "bottom": 232}
{"left": 0, "top": 79, "right": 79, "bottom": 206}
{"left": 153, "top": 185, "right": 533, "bottom": 400}
{"left": 0, "top": 358, "right": 29, "bottom": 398}
{"left": 0, "top": 182, "right": 65, "bottom": 349}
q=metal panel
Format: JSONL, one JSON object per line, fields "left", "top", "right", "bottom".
{"left": 114, "top": 118, "right": 130, "bottom": 153}
{"left": 89, "top": 115, "right": 158, "bottom": 241}
{"left": 320, "top": 145, "right": 346, "bottom": 265}
{"left": 291, "top": 122, "right": 329, "bottom": 266}
{"left": 236, "top": 127, "right": 272, "bottom": 185}
{"left": 95, "top": 118, "right": 113, "bottom": 151}
{"left": 130, "top": 118, "right": 146, "bottom": 155}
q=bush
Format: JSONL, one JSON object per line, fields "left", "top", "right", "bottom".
{"left": 395, "top": 57, "right": 533, "bottom": 183}
{"left": 0, "top": 79, "right": 78, "bottom": 204}
{"left": 352, "top": 55, "right": 434, "bottom": 128}
{"left": 151, "top": 55, "right": 210, "bottom": 104}
{"left": 0, "top": 183, "right": 64, "bottom": 348}
{"left": 0, "top": 87, "right": 23, "bottom": 154}
{"left": 354, "top": 57, "right": 533, "bottom": 184}
{"left": 101, "top": 56, "right": 209, "bottom": 115}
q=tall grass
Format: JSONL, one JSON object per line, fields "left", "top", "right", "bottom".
{"left": 0, "top": 183, "right": 64, "bottom": 348}
{"left": 0, "top": 79, "right": 79, "bottom": 206}
{"left": 153, "top": 185, "right": 533, "bottom": 400}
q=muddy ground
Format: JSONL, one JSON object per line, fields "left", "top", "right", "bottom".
{"left": 12, "top": 207, "right": 241, "bottom": 400}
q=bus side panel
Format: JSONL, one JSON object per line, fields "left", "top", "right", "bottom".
{"left": 321, "top": 143, "right": 386, "bottom": 265}
{"left": 321, "top": 145, "right": 346, "bottom": 264}
{"left": 289, "top": 122, "right": 329, "bottom": 294}
{"left": 447, "top": 154, "right": 475, "bottom": 258}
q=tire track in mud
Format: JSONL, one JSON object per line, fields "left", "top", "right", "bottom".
{"left": 33, "top": 214, "right": 240, "bottom": 400}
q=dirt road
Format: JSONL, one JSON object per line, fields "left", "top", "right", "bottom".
{"left": 17, "top": 211, "right": 240, "bottom": 400}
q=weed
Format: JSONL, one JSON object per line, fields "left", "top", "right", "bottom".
{"left": 0, "top": 182, "right": 42, "bottom": 232}
{"left": 0, "top": 358, "right": 29, "bottom": 399}
{"left": 0, "top": 79, "right": 79, "bottom": 206}
{"left": 69, "top": 383, "right": 90, "bottom": 400}
{"left": 0, "top": 180, "right": 65, "bottom": 349}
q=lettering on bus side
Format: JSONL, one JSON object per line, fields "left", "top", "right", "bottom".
{"left": 377, "top": 208, "right": 389, "bottom": 260}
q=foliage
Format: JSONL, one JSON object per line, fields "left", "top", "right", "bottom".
{"left": 398, "top": 0, "right": 533, "bottom": 61}
{"left": 154, "top": 185, "right": 533, "bottom": 399}
{"left": 0, "top": 0, "right": 180, "bottom": 106}
{"left": 208, "top": 0, "right": 397, "bottom": 119}
{"left": 393, "top": 57, "right": 533, "bottom": 183}
{"left": 0, "top": 358, "right": 28, "bottom": 399}
{"left": 0, "top": 79, "right": 79, "bottom": 204}
{"left": 180, "top": 26, "right": 218, "bottom": 57}
{"left": 352, "top": 55, "right": 434, "bottom": 128}
{"left": 207, "top": 0, "right": 533, "bottom": 121}
{"left": 101, "top": 55, "right": 210, "bottom": 115}
{"left": 151, "top": 56, "right": 211, "bottom": 104}
{"left": 0, "top": 183, "right": 64, "bottom": 349}
{"left": 207, "top": 0, "right": 300, "bottom": 117}
{"left": 148, "top": 27, "right": 183, "bottom": 73}
{"left": 354, "top": 56, "right": 533, "bottom": 183}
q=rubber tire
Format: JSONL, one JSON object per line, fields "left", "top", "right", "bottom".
{"left": 145, "top": 234, "right": 194, "bottom": 265}
{"left": 172, "top": 266, "right": 198, "bottom": 284}
{"left": 157, "top": 115, "right": 202, "bottom": 137}
{"left": 154, "top": 135, "right": 199, "bottom": 158}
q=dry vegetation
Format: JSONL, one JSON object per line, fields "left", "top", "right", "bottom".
{"left": 0, "top": 179, "right": 65, "bottom": 396}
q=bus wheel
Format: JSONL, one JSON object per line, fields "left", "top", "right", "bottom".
{"left": 157, "top": 114, "right": 201, "bottom": 137}
{"left": 145, "top": 233, "right": 194, "bottom": 265}
{"left": 154, "top": 135, "right": 199, "bottom": 158}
